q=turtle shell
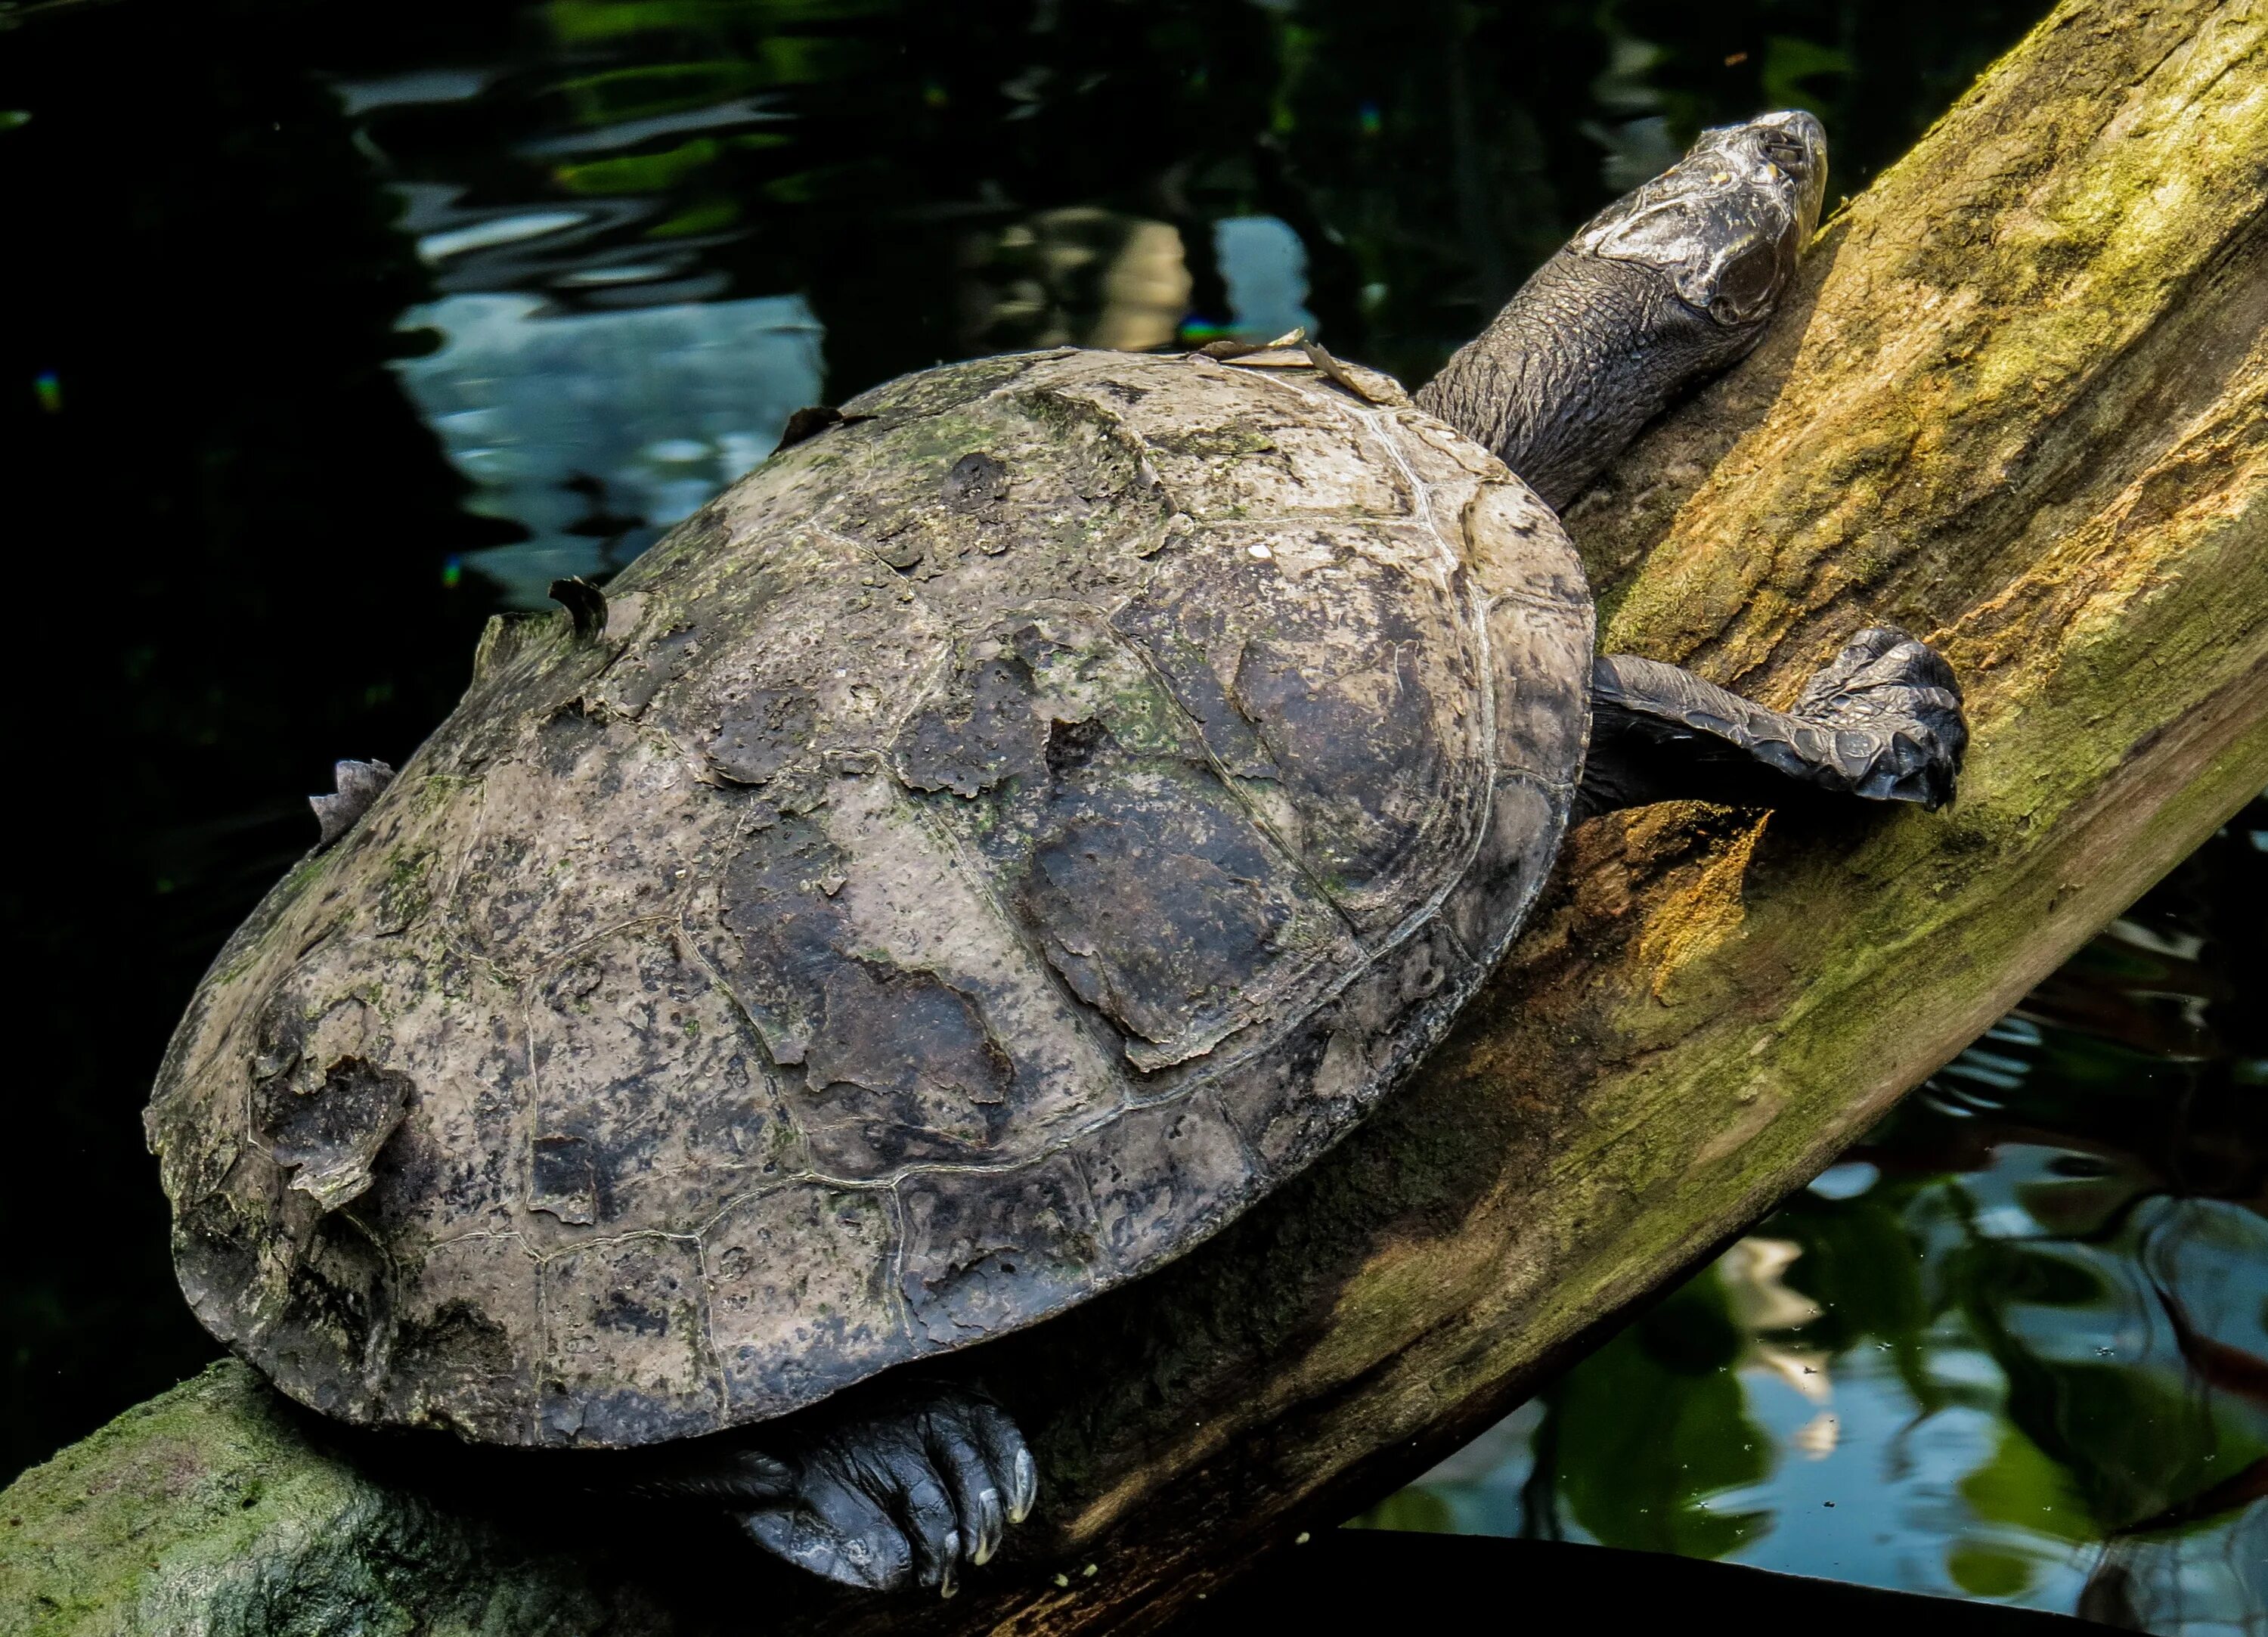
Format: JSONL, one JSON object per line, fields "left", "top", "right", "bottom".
{"left": 144, "top": 347, "right": 1593, "bottom": 1447}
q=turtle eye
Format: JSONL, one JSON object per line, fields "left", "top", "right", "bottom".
{"left": 1763, "top": 135, "right": 1808, "bottom": 175}
{"left": 1706, "top": 239, "right": 1783, "bottom": 325}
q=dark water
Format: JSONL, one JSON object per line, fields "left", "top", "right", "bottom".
{"left": 7, "top": 0, "right": 2257, "bottom": 1626}
{"left": 1356, "top": 800, "right": 2268, "bottom": 1630}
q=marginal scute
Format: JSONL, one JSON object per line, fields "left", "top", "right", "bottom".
{"left": 538, "top": 1235, "right": 721, "bottom": 1444}
{"left": 145, "top": 347, "right": 1591, "bottom": 1447}
{"left": 1485, "top": 597, "right": 1595, "bottom": 784}
{"left": 706, "top": 1183, "right": 897, "bottom": 1418}
{"left": 385, "top": 1236, "right": 538, "bottom": 1440}
{"left": 1082, "top": 1096, "right": 1253, "bottom": 1274}
{"left": 259, "top": 1211, "right": 392, "bottom": 1418}
{"left": 1441, "top": 774, "right": 1568, "bottom": 967}
{"left": 1461, "top": 479, "right": 1588, "bottom": 605}
{"left": 897, "top": 1155, "right": 1099, "bottom": 1347}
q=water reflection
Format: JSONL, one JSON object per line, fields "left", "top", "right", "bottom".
{"left": 1359, "top": 799, "right": 2268, "bottom": 1634}
{"left": 394, "top": 292, "right": 823, "bottom": 603}
{"left": 1213, "top": 216, "right": 1320, "bottom": 342}
{"left": 962, "top": 209, "right": 1198, "bottom": 354}
{"left": 336, "top": 9, "right": 1348, "bottom": 601}
{"left": 313, "top": 0, "right": 2053, "bottom": 612}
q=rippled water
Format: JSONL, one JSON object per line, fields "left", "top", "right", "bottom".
{"left": 1359, "top": 801, "right": 2268, "bottom": 1632}
{"left": 9, "top": 1, "right": 2257, "bottom": 1629}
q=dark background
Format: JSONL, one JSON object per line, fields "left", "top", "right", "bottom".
{"left": 2, "top": 0, "right": 2049, "bottom": 1487}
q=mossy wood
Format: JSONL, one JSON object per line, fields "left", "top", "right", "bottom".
{"left": 8, "top": 0, "right": 2268, "bottom": 1629}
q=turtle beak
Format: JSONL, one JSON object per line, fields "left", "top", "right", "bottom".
{"left": 1749, "top": 109, "right": 1830, "bottom": 241}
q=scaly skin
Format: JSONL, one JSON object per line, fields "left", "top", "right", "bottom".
{"left": 1576, "top": 629, "right": 1968, "bottom": 818}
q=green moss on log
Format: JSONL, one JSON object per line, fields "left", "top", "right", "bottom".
{"left": 0, "top": 1365, "right": 672, "bottom": 1637}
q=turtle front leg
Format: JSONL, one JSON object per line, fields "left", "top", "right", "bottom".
{"left": 630, "top": 1384, "right": 1036, "bottom": 1595}
{"left": 1574, "top": 626, "right": 1967, "bottom": 820}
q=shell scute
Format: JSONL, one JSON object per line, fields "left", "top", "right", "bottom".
{"left": 537, "top": 1234, "right": 721, "bottom": 1444}
{"left": 1014, "top": 763, "right": 1361, "bottom": 1073}
{"left": 1484, "top": 597, "right": 1594, "bottom": 784}
{"left": 386, "top": 1233, "right": 540, "bottom": 1433}
{"left": 895, "top": 1155, "right": 1099, "bottom": 1348}
{"left": 383, "top": 1235, "right": 539, "bottom": 1441}
{"left": 1109, "top": 519, "right": 1488, "bottom": 935}
{"left": 1079, "top": 1095, "right": 1254, "bottom": 1276}
{"left": 706, "top": 1183, "right": 899, "bottom": 1419}
{"left": 1055, "top": 359, "right": 1414, "bottom": 521}
{"left": 1440, "top": 774, "right": 1569, "bottom": 969}
{"left": 813, "top": 381, "right": 1169, "bottom": 609}
{"left": 526, "top": 924, "right": 797, "bottom": 1230}
{"left": 448, "top": 721, "right": 718, "bottom": 981}
{"left": 358, "top": 950, "right": 528, "bottom": 1245}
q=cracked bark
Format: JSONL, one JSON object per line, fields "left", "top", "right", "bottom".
{"left": 7, "top": 0, "right": 2268, "bottom": 1629}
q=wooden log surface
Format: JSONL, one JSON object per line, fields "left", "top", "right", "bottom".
{"left": 6, "top": 0, "right": 2268, "bottom": 1629}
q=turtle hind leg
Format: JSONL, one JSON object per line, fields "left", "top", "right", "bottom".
{"left": 309, "top": 758, "right": 395, "bottom": 849}
{"left": 1573, "top": 626, "right": 1966, "bottom": 820}
{"left": 627, "top": 1384, "right": 1035, "bottom": 1596}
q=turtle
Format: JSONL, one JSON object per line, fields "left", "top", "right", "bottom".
{"left": 145, "top": 110, "right": 1965, "bottom": 1596}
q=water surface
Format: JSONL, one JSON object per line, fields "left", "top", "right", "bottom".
{"left": 1361, "top": 801, "right": 2268, "bottom": 1633}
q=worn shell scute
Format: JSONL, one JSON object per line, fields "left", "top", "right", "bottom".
{"left": 525, "top": 923, "right": 801, "bottom": 1229}
{"left": 146, "top": 348, "right": 1594, "bottom": 1446}
{"left": 897, "top": 1154, "right": 1102, "bottom": 1348}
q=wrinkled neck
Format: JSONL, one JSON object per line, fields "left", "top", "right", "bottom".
{"left": 1414, "top": 253, "right": 1752, "bottom": 510}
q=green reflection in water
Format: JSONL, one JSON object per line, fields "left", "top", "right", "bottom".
{"left": 1358, "top": 798, "right": 2268, "bottom": 1633}
{"left": 323, "top": 0, "right": 2053, "bottom": 597}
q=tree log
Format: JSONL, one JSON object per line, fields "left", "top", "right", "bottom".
{"left": 7, "top": 0, "right": 2268, "bottom": 1629}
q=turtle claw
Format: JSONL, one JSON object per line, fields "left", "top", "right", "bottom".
{"left": 730, "top": 1386, "right": 1036, "bottom": 1596}
{"left": 739, "top": 1499, "right": 908, "bottom": 1592}
{"left": 1794, "top": 626, "right": 1968, "bottom": 808}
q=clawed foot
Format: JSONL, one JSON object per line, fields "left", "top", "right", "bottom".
{"left": 1792, "top": 626, "right": 1967, "bottom": 808}
{"left": 309, "top": 758, "right": 395, "bottom": 849}
{"left": 651, "top": 1386, "right": 1036, "bottom": 1595}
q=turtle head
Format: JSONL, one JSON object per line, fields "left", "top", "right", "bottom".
{"left": 1413, "top": 110, "right": 1829, "bottom": 508}
{"left": 1577, "top": 110, "right": 1828, "bottom": 330}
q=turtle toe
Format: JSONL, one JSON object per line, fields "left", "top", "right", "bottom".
{"left": 739, "top": 1490, "right": 914, "bottom": 1592}
{"left": 1793, "top": 629, "right": 1969, "bottom": 808}
{"left": 742, "top": 1384, "right": 1036, "bottom": 1594}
